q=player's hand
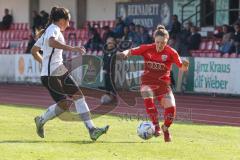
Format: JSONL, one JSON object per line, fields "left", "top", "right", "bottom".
{"left": 117, "top": 51, "right": 128, "bottom": 60}
{"left": 181, "top": 59, "right": 189, "bottom": 71}
{"left": 182, "top": 59, "right": 189, "bottom": 68}
{"left": 71, "top": 46, "right": 86, "bottom": 55}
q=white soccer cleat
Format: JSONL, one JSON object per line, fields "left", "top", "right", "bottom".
{"left": 34, "top": 116, "right": 45, "bottom": 138}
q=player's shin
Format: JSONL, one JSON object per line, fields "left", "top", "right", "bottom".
{"left": 144, "top": 98, "right": 160, "bottom": 135}
{"left": 40, "top": 103, "right": 65, "bottom": 124}
{"left": 74, "top": 98, "right": 95, "bottom": 130}
{"left": 163, "top": 106, "right": 176, "bottom": 127}
{"left": 162, "top": 106, "right": 176, "bottom": 142}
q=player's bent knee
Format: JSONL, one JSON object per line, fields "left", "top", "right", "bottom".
{"left": 161, "top": 92, "right": 176, "bottom": 108}
{"left": 141, "top": 85, "right": 154, "bottom": 98}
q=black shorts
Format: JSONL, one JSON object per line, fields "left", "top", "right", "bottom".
{"left": 41, "top": 73, "right": 80, "bottom": 103}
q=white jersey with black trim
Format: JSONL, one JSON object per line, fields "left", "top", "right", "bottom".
{"left": 34, "top": 23, "right": 65, "bottom": 76}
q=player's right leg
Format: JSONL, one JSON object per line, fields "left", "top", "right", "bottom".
{"left": 64, "top": 75, "right": 109, "bottom": 141}
{"left": 140, "top": 85, "right": 161, "bottom": 137}
{"left": 34, "top": 76, "right": 68, "bottom": 138}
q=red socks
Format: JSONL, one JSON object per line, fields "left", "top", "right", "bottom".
{"left": 144, "top": 98, "right": 176, "bottom": 128}
{"left": 164, "top": 106, "right": 176, "bottom": 127}
{"left": 144, "top": 98, "right": 159, "bottom": 126}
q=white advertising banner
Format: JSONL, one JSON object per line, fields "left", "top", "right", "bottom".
{"left": 0, "top": 54, "right": 83, "bottom": 85}
{"left": 194, "top": 58, "right": 240, "bottom": 94}
{"left": 0, "top": 55, "right": 16, "bottom": 82}
{"left": 1, "top": 54, "right": 240, "bottom": 95}
{"left": 15, "top": 54, "right": 41, "bottom": 83}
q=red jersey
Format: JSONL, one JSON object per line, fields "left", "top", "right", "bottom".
{"left": 131, "top": 43, "right": 182, "bottom": 87}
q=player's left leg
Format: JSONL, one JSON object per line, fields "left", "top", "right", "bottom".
{"left": 158, "top": 91, "right": 176, "bottom": 142}
{"left": 35, "top": 101, "right": 67, "bottom": 138}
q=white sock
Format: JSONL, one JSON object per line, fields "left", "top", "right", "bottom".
{"left": 40, "top": 104, "right": 65, "bottom": 124}
{"left": 74, "top": 98, "right": 95, "bottom": 130}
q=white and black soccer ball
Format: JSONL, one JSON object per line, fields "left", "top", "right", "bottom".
{"left": 100, "top": 94, "right": 112, "bottom": 104}
{"left": 137, "top": 121, "right": 155, "bottom": 140}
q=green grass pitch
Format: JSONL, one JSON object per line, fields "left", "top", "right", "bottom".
{"left": 0, "top": 104, "right": 239, "bottom": 160}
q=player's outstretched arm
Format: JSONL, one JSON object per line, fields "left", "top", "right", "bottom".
{"left": 180, "top": 59, "right": 189, "bottom": 71}
{"left": 49, "top": 37, "right": 86, "bottom": 54}
{"left": 31, "top": 45, "right": 43, "bottom": 64}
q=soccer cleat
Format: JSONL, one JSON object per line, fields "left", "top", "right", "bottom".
{"left": 89, "top": 125, "right": 109, "bottom": 141}
{"left": 153, "top": 125, "right": 162, "bottom": 137}
{"left": 34, "top": 116, "right": 45, "bottom": 138}
{"left": 161, "top": 125, "right": 172, "bottom": 142}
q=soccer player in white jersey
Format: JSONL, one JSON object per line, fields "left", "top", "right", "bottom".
{"left": 31, "top": 7, "right": 109, "bottom": 141}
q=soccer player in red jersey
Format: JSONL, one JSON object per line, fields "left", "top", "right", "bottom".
{"left": 118, "top": 25, "right": 189, "bottom": 142}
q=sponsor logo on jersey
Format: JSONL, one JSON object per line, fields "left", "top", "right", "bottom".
{"left": 161, "top": 55, "right": 168, "bottom": 61}
{"left": 146, "top": 61, "right": 166, "bottom": 70}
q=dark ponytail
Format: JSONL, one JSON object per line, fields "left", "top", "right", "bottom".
{"left": 36, "top": 7, "right": 70, "bottom": 38}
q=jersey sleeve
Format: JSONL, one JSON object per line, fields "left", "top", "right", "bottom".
{"left": 45, "top": 26, "right": 60, "bottom": 40}
{"left": 130, "top": 45, "right": 149, "bottom": 56}
{"left": 34, "top": 35, "right": 44, "bottom": 48}
{"left": 170, "top": 48, "right": 182, "bottom": 68}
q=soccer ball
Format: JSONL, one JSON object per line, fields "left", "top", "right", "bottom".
{"left": 100, "top": 94, "right": 112, "bottom": 104}
{"left": 137, "top": 121, "right": 155, "bottom": 140}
